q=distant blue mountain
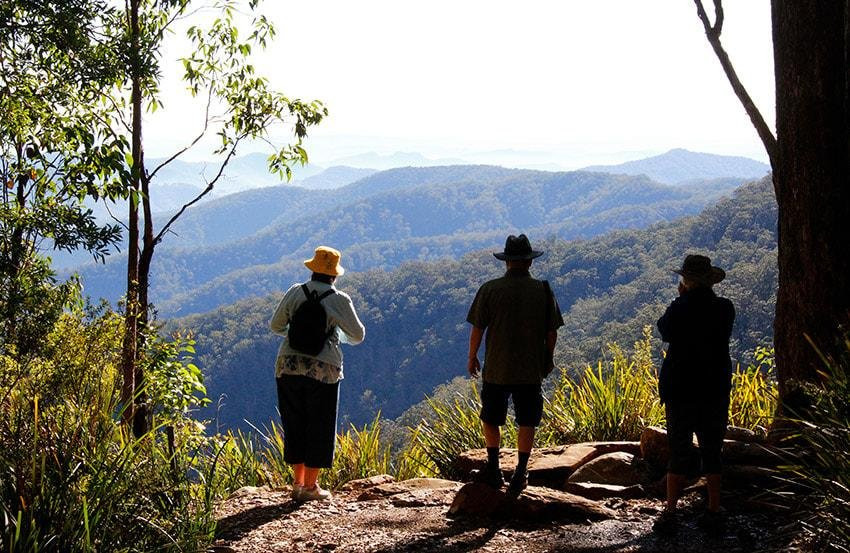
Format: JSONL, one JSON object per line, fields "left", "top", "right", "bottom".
{"left": 295, "top": 166, "right": 377, "bottom": 189}
{"left": 581, "top": 148, "right": 770, "bottom": 185}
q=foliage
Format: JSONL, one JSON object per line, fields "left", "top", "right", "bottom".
{"left": 322, "top": 416, "right": 391, "bottom": 490}
{"left": 542, "top": 326, "right": 664, "bottom": 443}
{"left": 412, "top": 382, "right": 516, "bottom": 480}
{"left": 0, "top": 301, "right": 228, "bottom": 551}
{"left": 729, "top": 346, "right": 777, "bottom": 429}
{"left": 786, "top": 338, "right": 850, "bottom": 553}
{"left": 144, "top": 331, "right": 210, "bottom": 425}
{"left": 0, "top": 1, "right": 126, "bottom": 358}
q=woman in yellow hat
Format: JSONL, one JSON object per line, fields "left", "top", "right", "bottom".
{"left": 270, "top": 246, "right": 365, "bottom": 501}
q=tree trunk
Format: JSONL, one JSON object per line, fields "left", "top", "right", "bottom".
{"left": 772, "top": 1, "right": 850, "bottom": 401}
{"left": 121, "top": 0, "right": 142, "bottom": 432}
{"left": 133, "top": 215, "right": 154, "bottom": 436}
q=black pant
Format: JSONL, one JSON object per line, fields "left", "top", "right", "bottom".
{"left": 665, "top": 400, "right": 728, "bottom": 475}
{"left": 276, "top": 374, "right": 339, "bottom": 468}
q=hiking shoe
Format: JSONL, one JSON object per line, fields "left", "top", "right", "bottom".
{"left": 507, "top": 470, "right": 528, "bottom": 497}
{"left": 698, "top": 509, "right": 726, "bottom": 534}
{"left": 469, "top": 466, "right": 504, "bottom": 489}
{"left": 290, "top": 484, "right": 303, "bottom": 502}
{"left": 299, "top": 484, "right": 332, "bottom": 502}
{"left": 652, "top": 510, "right": 679, "bottom": 535}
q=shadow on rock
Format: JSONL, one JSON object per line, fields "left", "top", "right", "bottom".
{"left": 215, "top": 500, "right": 300, "bottom": 542}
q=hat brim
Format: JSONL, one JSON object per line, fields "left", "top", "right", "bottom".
{"left": 493, "top": 250, "right": 544, "bottom": 261}
{"left": 304, "top": 259, "right": 345, "bottom": 276}
{"left": 673, "top": 267, "right": 725, "bottom": 284}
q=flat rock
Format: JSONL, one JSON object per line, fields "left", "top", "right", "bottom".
{"left": 567, "top": 452, "right": 651, "bottom": 486}
{"left": 389, "top": 486, "right": 461, "bottom": 508}
{"left": 455, "top": 442, "right": 641, "bottom": 487}
{"left": 339, "top": 474, "right": 395, "bottom": 493}
{"left": 448, "top": 482, "right": 616, "bottom": 521}
{"left": 562, "top": 482, "right": 646, "bottom": 500}
{"left": 356, "top": 478, "right": 460, "bottom": 501}
{"left": 226, "top": 485, "right": 267, "bottom": 500}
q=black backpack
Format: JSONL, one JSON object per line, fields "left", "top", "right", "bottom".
{"left": 287, "top": 284, "right": 336, "bottom": 356}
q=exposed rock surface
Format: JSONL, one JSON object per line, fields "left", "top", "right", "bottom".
{"left": 567, "top": 451, "right": 652, "bottom": 487}
{"left": 562, "top": 482, "right": 646, "bottom": 500}
{"left": 454, "top": 442, "right": 640, "bottom": 487}
{"left": 447, "top": 482, "right": 617, "bottom": 521}
{"left": 213, "top": 477, "right": 793, "bottom": 552}
{"left": 640, "top": 426, "right": 784, "bottom": 470}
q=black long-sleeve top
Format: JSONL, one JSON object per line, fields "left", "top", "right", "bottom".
{"left": 657, "top": 287, "right": 735, "bottom": 405}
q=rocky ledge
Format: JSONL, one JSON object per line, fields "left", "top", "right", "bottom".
{"left": 211, "top": 427, "right": 793, "bottom": 552}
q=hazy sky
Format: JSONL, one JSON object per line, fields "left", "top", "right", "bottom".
{"left": 148, "top": 1, "right": 775, "bottom": 168}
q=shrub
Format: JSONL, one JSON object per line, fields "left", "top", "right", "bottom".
{"left": 729, "top": 346, "right": 777, "bottom": 429}
{"left": 785, "top": 339, "right": 850, "bottom": 553}
{"left": 323, "top": 415, "right": 391, "bottom": 490}
{"left": 0, "top": 306, "right": 219, "bottom": 551}
{"left": 412, "top": 381, "right": 516, "bottom": 480}
{"left": 541, "top": 326, "right": 664, "bottom": 443}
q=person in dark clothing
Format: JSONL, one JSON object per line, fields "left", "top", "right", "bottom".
{"left": 466, "top": 234, "right": 564, "bottom": 496}
{"left": 654, "top": 254, "right": 735, "bottom": 531}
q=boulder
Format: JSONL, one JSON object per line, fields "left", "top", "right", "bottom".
{"left": 585, "top": 441, "right": 642, "bottom": 457}
{"left": 455, "top": 442, "right": 642, "bottom": 488}
{"left": 357, "top": 478, "right": 460, "bottom": 501}
{"left": 641, "top": 426, "right": 677, "bottom": 469}
{"left": 561, "top": 482, "right": 646, "bottom": 500}
{"left": 567, "top": 452, "right": 651, "bottom": 486}
{"left": 723, "top": 465, "right": 781, "bottom": 487}
{"left": 447, "top": 482, "right": 616, "bottom": 521}
{"left": 641, "top": 426, "right": 780, "bottom": 469}
{"left": 722, "top": 440, "right": 783, "bottom": 466}
{"left": 725, "top": 426, "right": 763, "bottom": 443}
{"left": 339, "top": 474, "right": 395, "bottom": 493}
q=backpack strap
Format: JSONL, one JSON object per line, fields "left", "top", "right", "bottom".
{"left": 300, "top": 283, "right": 335, "bottom": 302}
{"left": 317, "top": 289, "right": 336, "bottom": 302}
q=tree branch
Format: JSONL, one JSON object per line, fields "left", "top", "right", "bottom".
{"left": 152, "top": 141, "right": 239, "bottom": 245}
{"left": 147, "top": 87, "right": 213, "bottom": 182}
{"left": 104, "top": 199, "right": 130, "bottom": 233}
{"left": 694, "top": 0, "right": 777, "bottom": 168}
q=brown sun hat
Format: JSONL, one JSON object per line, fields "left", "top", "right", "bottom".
{"left": 493, "top": 234, "right": 544, "bottom": 261}
{"left": 304, "top": 246, "right": 345, "bottom": 276}
{"left": 673, "top": 254, "right": 725, "bottom": 285}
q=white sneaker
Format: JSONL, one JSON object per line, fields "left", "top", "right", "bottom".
{"left": 291, "top": 484, "right": 303, "bottom": 502}
{"left": 299, "top": 484, "right": 332, "bottom": 501}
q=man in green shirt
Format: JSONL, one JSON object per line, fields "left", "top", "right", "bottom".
{"left": 467, "top": 234, "right": 564, "bottom": 496}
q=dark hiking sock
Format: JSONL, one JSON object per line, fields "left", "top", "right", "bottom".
{"left": 515, "top": 451, "right": 530, "bottom": 475}
{"left": 486, "top": 447, "right": 500, "bottom": 470}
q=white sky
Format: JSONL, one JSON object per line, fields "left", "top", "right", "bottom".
{"left": 148, "top": 0, "right": 775, "bottom": 168}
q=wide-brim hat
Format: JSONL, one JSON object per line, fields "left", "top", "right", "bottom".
{"left": 304, "top": 246, "right": 345, "bottom": 276}
{"left": 673, "top": 254, "right": 725, "bottom": 284}
{"left": 493, "top": 234, "right": 544, "bottom": 261}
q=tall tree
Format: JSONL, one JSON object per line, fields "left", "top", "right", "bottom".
{"left": 0, "top": 0, "right": 125, "bottom": 357}
{"left": 693, "top": 1, "right": 850, "bottom": 400}
{"left": 109, "top": 0, "right": 325, "bottom": 434}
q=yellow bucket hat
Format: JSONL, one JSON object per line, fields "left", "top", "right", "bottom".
{"left": 304, "top": 246, "right": 345, "bottom": 276}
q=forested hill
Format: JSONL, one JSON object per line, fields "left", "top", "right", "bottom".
{"left": 582, "top": 148, "right": 770, "bottom": 185}
{"left": 173, "top": 177, "right": 776, "bottom": 433}
{"left": 73, "top": 165, "right": 741, "bottom": 317}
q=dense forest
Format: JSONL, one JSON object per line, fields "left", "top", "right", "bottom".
{"left": 71, "top": 165, "right": 744, "bottom": 317}
{"left": 173, "top": 176, "right": 776, "bottom": 432}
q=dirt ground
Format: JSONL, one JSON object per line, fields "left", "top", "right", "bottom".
{"left": 211, "top": 485, "right": 797, "bottom": 553}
